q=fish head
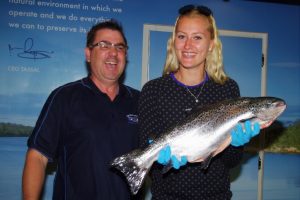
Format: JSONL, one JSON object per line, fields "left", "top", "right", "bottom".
{"left": 245, "top": 97, "right": 286, "bottom": 129}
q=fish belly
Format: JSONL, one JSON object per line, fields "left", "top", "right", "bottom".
{"left": 168, "top": 128, "right": 220, "bottom": 162}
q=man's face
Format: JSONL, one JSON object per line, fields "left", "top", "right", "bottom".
{"left": 85, "top": 28, "right": 127, "bottom": 86}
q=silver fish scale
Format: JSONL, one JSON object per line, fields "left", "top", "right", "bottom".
{"left": 157, "top": 102, "right": 249, "bottom": 162}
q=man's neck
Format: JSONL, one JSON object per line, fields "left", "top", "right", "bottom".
{"left": 90, "top": 76, "right": 119, "bottom": 101}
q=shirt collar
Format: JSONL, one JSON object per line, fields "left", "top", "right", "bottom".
{"left": 83, "top": 77, "right": 129, "bottom": 98}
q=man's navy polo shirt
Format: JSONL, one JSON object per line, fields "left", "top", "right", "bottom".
{"left": 27, "top": 77, "right": 140, "bottom": 200}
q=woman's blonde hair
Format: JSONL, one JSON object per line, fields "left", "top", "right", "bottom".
{"left": 163, "top": 8, "right": 228, "bottom": 84}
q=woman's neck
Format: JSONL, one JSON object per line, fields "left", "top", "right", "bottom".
{"left": 174, "top": 68, "right": 206, "bottom": 86}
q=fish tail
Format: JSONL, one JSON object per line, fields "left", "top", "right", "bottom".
{"left": 111, "top": 150, "right": 148, "bottom": 195}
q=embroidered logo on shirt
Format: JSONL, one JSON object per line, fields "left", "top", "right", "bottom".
{"left": 126, "top": 114, "right": 138, "bottom": 124}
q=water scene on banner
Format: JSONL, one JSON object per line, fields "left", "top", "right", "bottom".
{"left": 0, "top": 137, "right": 299, "bottom": 200}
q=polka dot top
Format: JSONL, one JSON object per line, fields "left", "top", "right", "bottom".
{"left": 138, "top": 73, "right": 244, "bottom": 200}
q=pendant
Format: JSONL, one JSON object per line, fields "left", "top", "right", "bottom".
{"left": 195, "top": 99, "right": 199, "bottom": 103}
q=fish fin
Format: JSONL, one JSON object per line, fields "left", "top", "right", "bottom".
{"left": 111, "top": 150, "right": 149, "bottom": 195}
{"left": 200, "top": 154, "right": 213, "bottom": 169}
{"left": 161, "top": 161, "right": 173, "bottom": 174}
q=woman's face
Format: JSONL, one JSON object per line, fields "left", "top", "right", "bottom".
{"left": 174, "top": 15, "right": 214, "bottom": 70}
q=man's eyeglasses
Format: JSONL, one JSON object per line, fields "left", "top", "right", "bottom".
{"left": 178, "top": 5, "right": 213, "bottom": 16}
{"left": 89, "top": 41, "right": 128, "bottom": 53}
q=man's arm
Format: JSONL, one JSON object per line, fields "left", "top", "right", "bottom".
{"left": 22, "top": 148, "right": 48, "bottom": 200}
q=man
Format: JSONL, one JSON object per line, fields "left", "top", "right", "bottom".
{"left": 22, "top": 19, "right": 140, "bottom": 200}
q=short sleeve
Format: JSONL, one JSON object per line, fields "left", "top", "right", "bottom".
{"left": 27, "top": 88, "right": 65, "bottom": 161}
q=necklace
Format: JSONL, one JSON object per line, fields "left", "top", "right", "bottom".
{"left": 185, "top": 82, "right": 206, "bottom": 103}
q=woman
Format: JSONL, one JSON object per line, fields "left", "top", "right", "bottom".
{"left": 139, "top": 5, "right": 259, "bottom": 200}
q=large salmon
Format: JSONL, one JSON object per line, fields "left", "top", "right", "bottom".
{"left": 111, "top": 97, "right": 286, "bottom": 194}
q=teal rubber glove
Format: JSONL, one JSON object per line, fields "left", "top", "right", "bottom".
{"left": 231, "top": 120, "right": 260, "bottom": 147}
{"left": 148, "top": 140, "right": 187, "bottom": 169}
{"left": 157, "top": 145, "right": 187, "bottom": 169}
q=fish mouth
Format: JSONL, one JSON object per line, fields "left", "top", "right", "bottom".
{"left": 255, "top": 101, "right": 286, "bottom": 129}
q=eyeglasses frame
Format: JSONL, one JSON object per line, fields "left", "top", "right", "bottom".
{"left": 89, "top": 40, "right": 128, "bottom": 53}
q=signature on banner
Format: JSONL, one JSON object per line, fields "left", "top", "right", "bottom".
{"left": 8, "top": 38, "right": 54, "bottom": 60}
